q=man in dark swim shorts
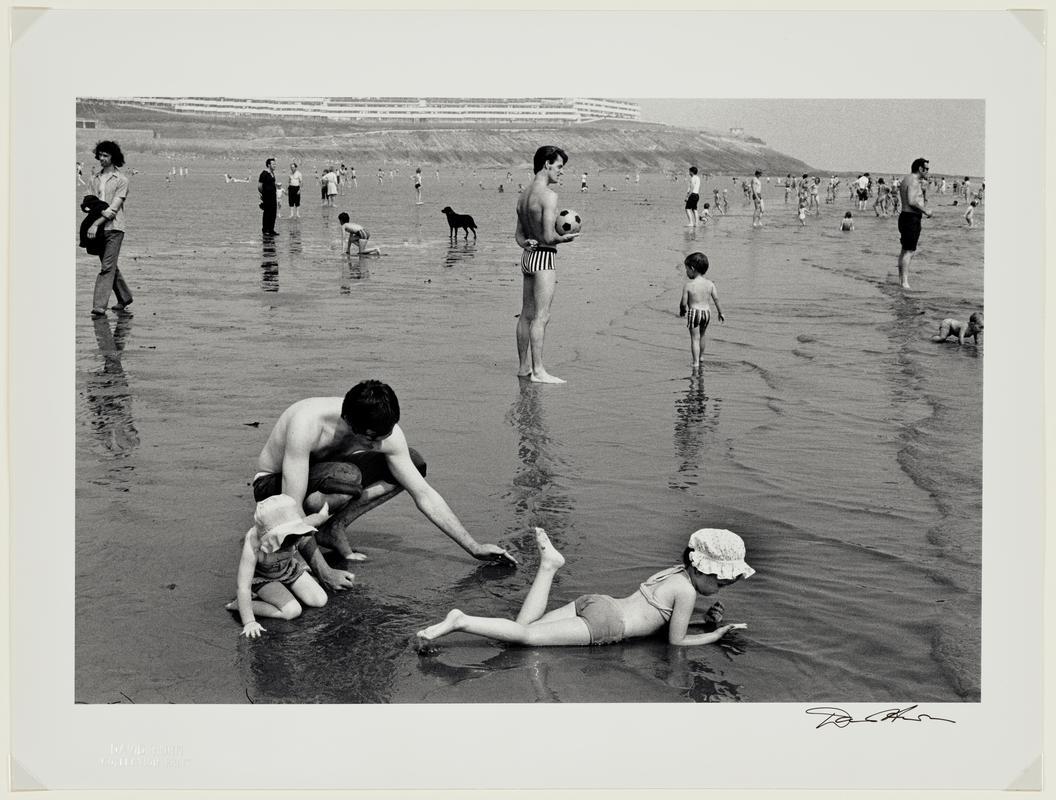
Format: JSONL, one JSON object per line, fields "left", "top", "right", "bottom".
{"left": 895, "top": 157, "right": 934, "bottom": 290}
{"left": 254, "top": 380, "right": 516, "bottom": 580}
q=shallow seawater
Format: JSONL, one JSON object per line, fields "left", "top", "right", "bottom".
{"left": 75, "top": 157, "right": 982, "bottom": 703}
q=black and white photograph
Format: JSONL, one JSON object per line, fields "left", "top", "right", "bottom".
{"left": 8, "top": 7, "right": 1045, "bottom": 794}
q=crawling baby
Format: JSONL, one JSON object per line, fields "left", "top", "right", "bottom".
{"left": 935, "top": 312, "right": 983, "bottom": 346}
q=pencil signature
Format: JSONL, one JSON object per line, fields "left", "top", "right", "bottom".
{"left": 805, "top": 705, "right": 956, "bottom": 729}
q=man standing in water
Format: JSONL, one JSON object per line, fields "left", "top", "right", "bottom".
{"left": 257, "top": 157, "right": 279, "bottom": 235}
{"left": 750, "top": 169, "right": 765, "bottom": 227}
{"left": 896, "top": 157, "right": 933, "bottom": 290}
{"left": 253, "top": 380, "right": 517, "bottom": 583}
{"left": 514, "top": 145, "right": 579, "bottom": 384}
{"left": 86, "top": 140, "right": 133, "bottom": 317}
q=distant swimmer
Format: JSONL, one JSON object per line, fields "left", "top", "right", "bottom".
{"left": 253, "top": 380, "right": 517, "bottom": 569}
{"left": 840, "top": 211, "right": 855, "bottom": 231}
{"left": 349, "top": 166, "right": 357, "bottom": 188}
{"left": 934, "top": 312, "right": 983, "bottom": 346}
{"left": 964, "top": 200, "right": 977, "bottom": 227}
{"left": 896, "top": 157, "right": 933, "bottom": 290}
{"left": 339, "top": 212, "right": 381, "bottom": 256}
{"left": 581, "top": 172, "right": 589, "bottom": 192}
{"left": 417, "top": 526, "right": 753, "bottom": 649}
{"left": 685, "top": 166, "right": 701, "bottom": 227}
{"left": 414, "top": 167, "right": 423, "bottom": 204}
{"left": 514, "top": 145, "right": 579, "bottom": 384}
{"left": 679, "top": 252, "right": 725, "bottom": 369}
{"left": 76, "top": 161, "right": 86, "bottom": 186}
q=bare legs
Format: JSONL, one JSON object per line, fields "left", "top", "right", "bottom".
{"left": 897, "top": 248, "right": 914, "bottom": 289}
{"left": 417, "top": 528, "right": 590, "bottom": 646}
{"left": 306, "top": 482, "right": 401, "bottom": 562}
{"left": 516, "top": 271, "right": 565, "bottom": 384}
{"left": 689, "top": 326, "right": 703, "bottom": 367}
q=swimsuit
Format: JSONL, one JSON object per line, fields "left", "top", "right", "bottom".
{"left": 685, "top": 192, "right": 700, "bottom": 210}
{"left": 573, "top": 594, "right": 625, "bottom": 645}
{"left": 252, "top": 448, "right": 427, "bottom": 503}
{"left": 520, "top": 246, "right": 556, "bottom": 276}
{"left": 252, "top": 547, "right": 310, "bottom": 588}
{"left": 898, "top": 211, "right": 923, "bottom": 251}
{"left": 637, "top": 565, "right": 686, "bottom": 622}
{"left": 686, "top": 306, "right": 711, "bottom": 330}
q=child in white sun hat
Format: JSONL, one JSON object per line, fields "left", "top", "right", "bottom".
{"left": 417, "top": 527, "right": 753, "bottom": 649}
{"left": 227, "top": 494, "right": 336, "bottom": 638}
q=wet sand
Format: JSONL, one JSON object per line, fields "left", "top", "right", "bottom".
{"left": 76, "top": 158, "right": 982, "bottom": 703}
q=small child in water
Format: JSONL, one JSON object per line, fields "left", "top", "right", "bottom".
{"left": 840, "top": 211, "right": 854, "bottom": 231}
{"left": 679, "top": 252, "right": 725, "bottom": 368}
{"left": 964, "top": 200, "right": 977, "bottom": 227}
{"left": 697, "top": 202, "right": 711, "bottom": 225}
{"left": 228, "top": 494, "right": 333, "bottom": 638}
{"left": 797, "top": 201, "right": 807, "bottom": 226}
{"left": 934, "top": 312, "right": 984, "bottom": 346}
{"left": 339, "top": 212, "right": 381, "bottom": 255}
{"left": 417, "top": 527, "right": 752, "bottom": 648}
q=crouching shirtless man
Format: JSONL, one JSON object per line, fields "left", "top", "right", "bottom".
{"left": 253, "top": 380, "right": 517, "bottom": 589}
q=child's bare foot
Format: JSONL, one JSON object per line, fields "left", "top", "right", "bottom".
{"left": 416, "top": 609, "right": 466, "bottom": 642}
{"left": 533, "top": 527, "right": 566, "bottom": 569}
{"left": 224, "top": 600, "right": 238, "bottom": 612}
{"left": 345, "top": 552, "right": 369, "bottom": 562}
{"left": 530, "top": 370, "right": 566, "bottom": 384}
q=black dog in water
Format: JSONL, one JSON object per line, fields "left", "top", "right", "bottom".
{"left": 441, "top": 206, "right": 477, "bottom": 240}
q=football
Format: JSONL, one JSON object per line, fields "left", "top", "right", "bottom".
{"left": 555, "top": 209, "right": 582, "bottom": 235}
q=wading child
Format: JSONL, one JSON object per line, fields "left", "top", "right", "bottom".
{"left": 934, "top": 312, "right": 983, "bottom": 346}
{"left": 417, "top": 527, "right": 752, "bottom": 648}
{"left": 339, "top": 212, "right": 381, "bottom": 256}
{"left": 228, "top": 494, "right": 333, "bottom": 638}
{"left": 678, "top": 252, "right": 726, "bottom": 368}
{"left": 797, "top": 201, "right": 807, "bottom": 226}
{"left": 964, "top": 200, "right": 977, "bottom": 227}
{"left": 697, "top": 202, "right": 712, "bottom": 225}
{"left": 840, "top": 211, "right": 854, "bottom": 231}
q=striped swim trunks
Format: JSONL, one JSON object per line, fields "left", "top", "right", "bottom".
{"left": 520, "top": 246, "right": 556, "bottom": 275}
{"left": 686, "top": 306, "right": 711, "bottom": 330}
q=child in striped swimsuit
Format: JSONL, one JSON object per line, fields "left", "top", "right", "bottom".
{"left": 679, "top": 252, "right": 726, "bottom": 368}
{"left": 416, "top": 527, "right": 753, "bottom": 648}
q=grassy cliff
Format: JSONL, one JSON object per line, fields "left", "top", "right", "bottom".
{"left": 77, "top": 101, "right": 816, "bottom": 174}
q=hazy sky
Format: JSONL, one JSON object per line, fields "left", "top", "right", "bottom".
{"left": 636, "top": 99, "right": 985, "bottom": 177}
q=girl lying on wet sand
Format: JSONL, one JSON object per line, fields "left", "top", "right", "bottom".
{"left": 417, "top": 527, "right": 753, "bottom": 648}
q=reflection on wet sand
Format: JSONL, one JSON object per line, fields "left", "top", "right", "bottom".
{"left": 671, "top": 372, "right": 722, "bottom": 489}
{"left": 84, "top": 315, "right": 140, "bottom": 462}
{"left": 504, "top": 381, "right": 574, "bottom": 538}
{"left": 416, "top": 648, "right": 561, "bottom": 702}
{"left": 659, "top": 641, "right": 744, "bottom": 702}
{"left": 340, "top": 254, "right": 371, "bottom": 293}
{"left": 240, "top": 589, "right": 409, "bottom": 704}
{"left": 260, "top": 235, "right": 278, "bottom": 292}
{"left": 443, "top": 243, "right": 476, "bottom": 269}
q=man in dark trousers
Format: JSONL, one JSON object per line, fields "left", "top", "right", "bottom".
{"left": 258, "top": 157, "right": 279, "bottom": 236}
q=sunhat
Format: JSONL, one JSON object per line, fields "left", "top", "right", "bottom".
{"left": 255, "top": 494, "right": 316, "bottom": 554}
{"left": 687, "top": 528, "right": 755, "bottom": 580}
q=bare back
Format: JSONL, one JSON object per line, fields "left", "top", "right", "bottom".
{"left": 516, "top": 174, "right": 560, "bottom": 247}
{"left": 683, "top": 276, "right": 718, "bottom": 311}
{"left": 257, "top": 397, "right": 347, "bottom": 473}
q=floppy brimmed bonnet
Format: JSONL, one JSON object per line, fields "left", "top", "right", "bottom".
{"left": 687, "top": 528, "right": 755, "bottom": 580}
{"left": 254, "top": 494, "right": 316, "bottom": 554}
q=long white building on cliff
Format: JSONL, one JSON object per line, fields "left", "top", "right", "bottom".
{"left": 80, "top": 97, "right": 640, "bottom": 124}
